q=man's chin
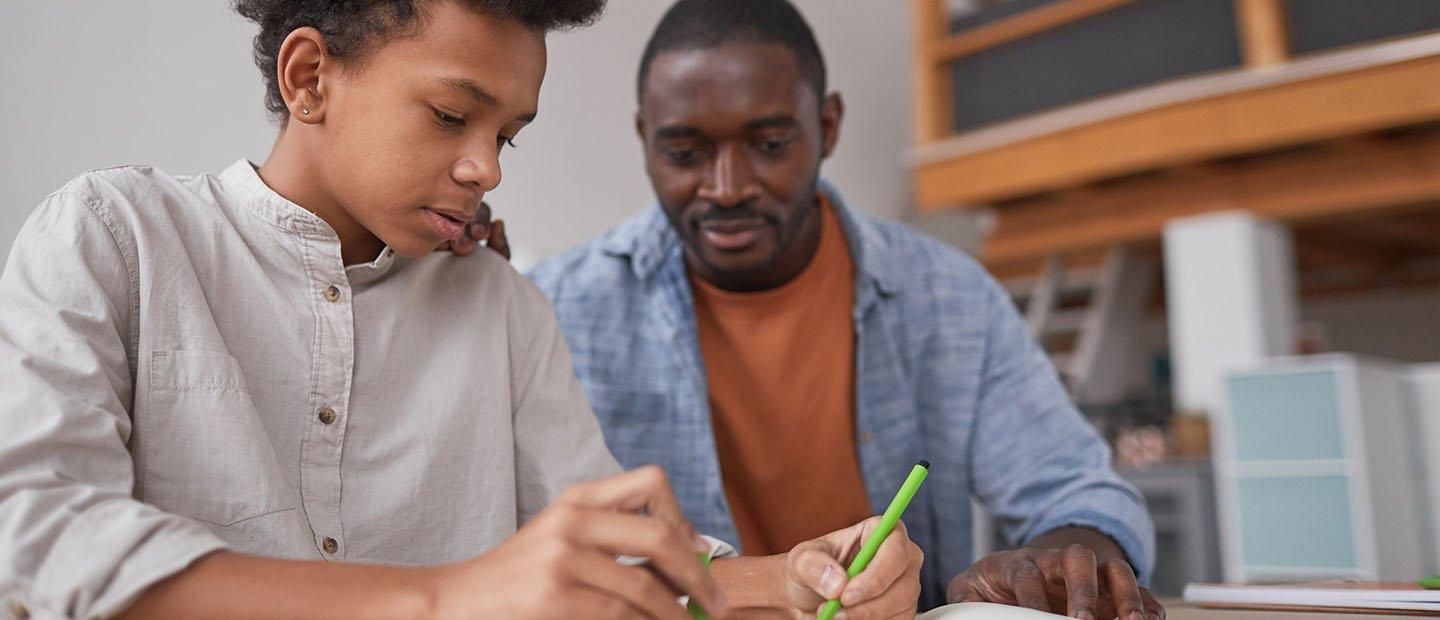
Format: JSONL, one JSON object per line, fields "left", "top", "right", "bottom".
{"left": 696, "top": 245, "right": 778, "bottom": 277}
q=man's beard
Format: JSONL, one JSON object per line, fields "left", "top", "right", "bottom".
{"left": 674, "top": 194, "right": 819, "bottom": 277}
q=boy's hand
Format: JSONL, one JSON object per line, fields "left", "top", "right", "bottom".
{"left": 429, "top": 466, "right": 727, "bottom": 619}
{"left": 783, "top": 516, "right": 923, "bottom": 619}
{"left": 438, "top": 200, "right": 510, "bottom": 259}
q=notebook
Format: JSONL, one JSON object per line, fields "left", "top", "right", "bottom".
{"left": 1184, "top": 582, "right": 1440, "bottom": 615}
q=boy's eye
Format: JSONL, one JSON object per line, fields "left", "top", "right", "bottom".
{"left": 433, "top": 109, "right": 465, "bottom": 128}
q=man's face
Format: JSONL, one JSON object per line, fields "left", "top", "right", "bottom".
{"left": 638, "top": 42, "right": 839, "bottom": 282}
{"left": 318, "top": 1, "right": 544, "bottom": 258}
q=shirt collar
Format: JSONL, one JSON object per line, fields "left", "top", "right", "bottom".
{"left": 603, "top": 179, "right": 903, "bottom": 297}
{"left": 219, "top": 158, "right": 402, "bottom": 282}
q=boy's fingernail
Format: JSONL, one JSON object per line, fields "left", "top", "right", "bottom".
{"left": 1129, "top": 612, "right": 1144, "bottom": 620}
{"left": 1074, "top": 611, "right": 1095, "bottom": 620}
{"left": 820, "top": 565, "right": 844, "bottom": 598}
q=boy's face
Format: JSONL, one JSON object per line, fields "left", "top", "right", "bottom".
{"left": 318, "top": 1, "right": 544, "bottom": 259}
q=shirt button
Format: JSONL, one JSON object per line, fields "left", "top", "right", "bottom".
{"left": 386, "top": 249, "right": 395, "bottom": 257}
{"left": 322, "top": 537, "right": 339, "bottom": 554}
{"left": 859, "top": 432, "right": 874, "bottom": 445}
{"left": 324, "top": 285, "right": 342, "bottom": 302}
{"left": 318, "top": 407, "right": 337, "bottom": 425}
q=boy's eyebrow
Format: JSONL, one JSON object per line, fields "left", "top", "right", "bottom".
{"left": 435, "top": 76, "right": 498, "bottom": 107}
{"left": 433, "top": 76, "right": 538, "bottom": 123}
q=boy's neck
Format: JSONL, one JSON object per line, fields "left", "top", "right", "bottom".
{"left": 257, "top": 129, "right": 386, "bottom": 266}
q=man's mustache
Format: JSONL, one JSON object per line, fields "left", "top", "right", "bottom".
{"left": 691, "top": 204, "right": 776, "bottom": 224}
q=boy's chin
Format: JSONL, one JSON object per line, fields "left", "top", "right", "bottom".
{"left": 382, "top": 235, "right": 443, "bottom": 260}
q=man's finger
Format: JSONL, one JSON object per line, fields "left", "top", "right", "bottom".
{"left": 1140, "top": 587, "right": 1166, "bottom": 620}
{"left": 839, "top": 519, "right": 914, "bottom": 607}
{"left": 1011, "top": 556, "right": 1050, "bottom": 611}
{"left": 1102, "top": 559, "right": 1145, "bottom": 620}
{"left": 488, "top": 219, "right": 510, "bottom": 260}
{"left": 1061, "top": 545, "right": 1100, "bottom": 620}
{"left": 946, "top": 577, "right": 984, "bottom": 604}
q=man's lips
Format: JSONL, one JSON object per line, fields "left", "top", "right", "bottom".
{"left": 698, "top": 218, "right": 766, "bottom": 251}
{"left": 423, "top": 207, "right": 468, "bottom": 241}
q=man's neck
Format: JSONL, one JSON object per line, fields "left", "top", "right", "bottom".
{"left": 257, "top": 130, "right": 385, "bottom": 266}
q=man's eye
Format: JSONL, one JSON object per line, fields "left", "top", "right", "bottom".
{"left": 433, "top": 109, "right": 465, "bottom": 128}
{"left": 758, "top": 139, "right": 790, "bottom": 155}
{"left": 664, "top": 148, "right": 698, "bottom": 166}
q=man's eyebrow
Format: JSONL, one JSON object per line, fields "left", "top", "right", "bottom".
{"left": 743, "top": 114, "right": 799, "bottom": 131}
{"left": 653, "top": 125, "right": 703, "bottom": 140}
{"left": 433, "top": 76, "right": 536, "bottom": 123}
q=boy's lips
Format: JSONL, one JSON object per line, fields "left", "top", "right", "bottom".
{"left": 423, "top": 208, "right": 468, "bottom": 241}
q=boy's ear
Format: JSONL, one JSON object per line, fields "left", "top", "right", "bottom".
{"left": 277, "top": 27, "right": 330, "bottom": 125}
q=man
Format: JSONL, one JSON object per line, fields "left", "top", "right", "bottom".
{"left": 529, "top": 0, "right": 1161, "bottom": 617}
{"left": 0, "top": 1, "right": 924, "bottom": 618}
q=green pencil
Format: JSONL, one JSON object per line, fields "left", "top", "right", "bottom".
{"left": 688, "top": 551, "right": 714, "bottom": 619}
{"left": 817, "top": 460, "right": 929, "bottom": 620}
{"left": 1421, "top": 575, "right": 1440, "bottom": 590}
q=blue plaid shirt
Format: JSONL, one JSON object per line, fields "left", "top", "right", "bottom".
{"left": 528, "top": 182, "right": 1153, "bottom": 607}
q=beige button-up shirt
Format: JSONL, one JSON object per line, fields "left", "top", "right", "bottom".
{"left": 0, "top": 160, "right": 629, "bottom": 619}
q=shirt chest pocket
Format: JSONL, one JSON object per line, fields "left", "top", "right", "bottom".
{"left": 141, "top": 350, "right": 295, "bottom": 526}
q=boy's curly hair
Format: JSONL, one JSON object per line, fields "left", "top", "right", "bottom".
{"left": 233, "top": 0, "right": 606, "bottom": 119}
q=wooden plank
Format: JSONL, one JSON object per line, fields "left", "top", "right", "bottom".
{"left": 913, "top": 35, "right": 1440, "bottom": 209}
{"left": 911, "top": 0, "right": 953, "bottom": 144}
{"left": 930, "top": 0, "right": 1137, "bottom": 62}
{"left": 1235, "top": 0, "right": 1289, "bottom": 68}
{"left": 979, "top": 131, "right": 1440, "bottom": 264}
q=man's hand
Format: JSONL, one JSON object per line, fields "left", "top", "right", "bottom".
{"left": 946, "top": 528, "right": 1163, "bottom": 620}
{"left": 782, "top": 516, "right": 923, "bottom": 619}
{"left": 438, "top": 200, "right": 510, "bottom": 259}
{"left": 430, "top": 466, "right": 727, "bottom": 619}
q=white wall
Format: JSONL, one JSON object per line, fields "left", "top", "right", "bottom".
{"left": 0, "top": 1, "right": 915, "bottom": 271}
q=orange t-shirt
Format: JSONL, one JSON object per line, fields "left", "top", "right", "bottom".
{"left": 689, "top": 200, "right": 872, "bottom": 556}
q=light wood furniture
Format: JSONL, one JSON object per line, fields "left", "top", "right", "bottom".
{"left": 908, "top": 0, "right": 1440, "bottom": 298}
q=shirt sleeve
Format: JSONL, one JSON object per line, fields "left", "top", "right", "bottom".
{"left": 967, "top": 275, "right": 1156, "bottom": 584}
{"left": 0, "top": 191, "right": 229, "bottom": 620}
{"left": 506, "top": 270, "right": 624, "bottom": 525}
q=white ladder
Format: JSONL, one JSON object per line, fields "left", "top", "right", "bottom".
{"left": 1015, "top": 247, "right": 1156, "bottom": 402}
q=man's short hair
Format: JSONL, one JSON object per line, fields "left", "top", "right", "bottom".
{"left": 637, "top": 0, "right": 827, "bottom": 103}
{"left": 234, "top": 0, "right": 607, "bottom": 121}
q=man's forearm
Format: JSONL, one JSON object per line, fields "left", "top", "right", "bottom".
{"left": 117, "top": 550, "right": 437, "bottom": 620}
{"left": 710, "top": 554, "right": 791, "bottom": 618}
{"left": 1026, "top": 526, "right": 1130, "bottom": 566}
